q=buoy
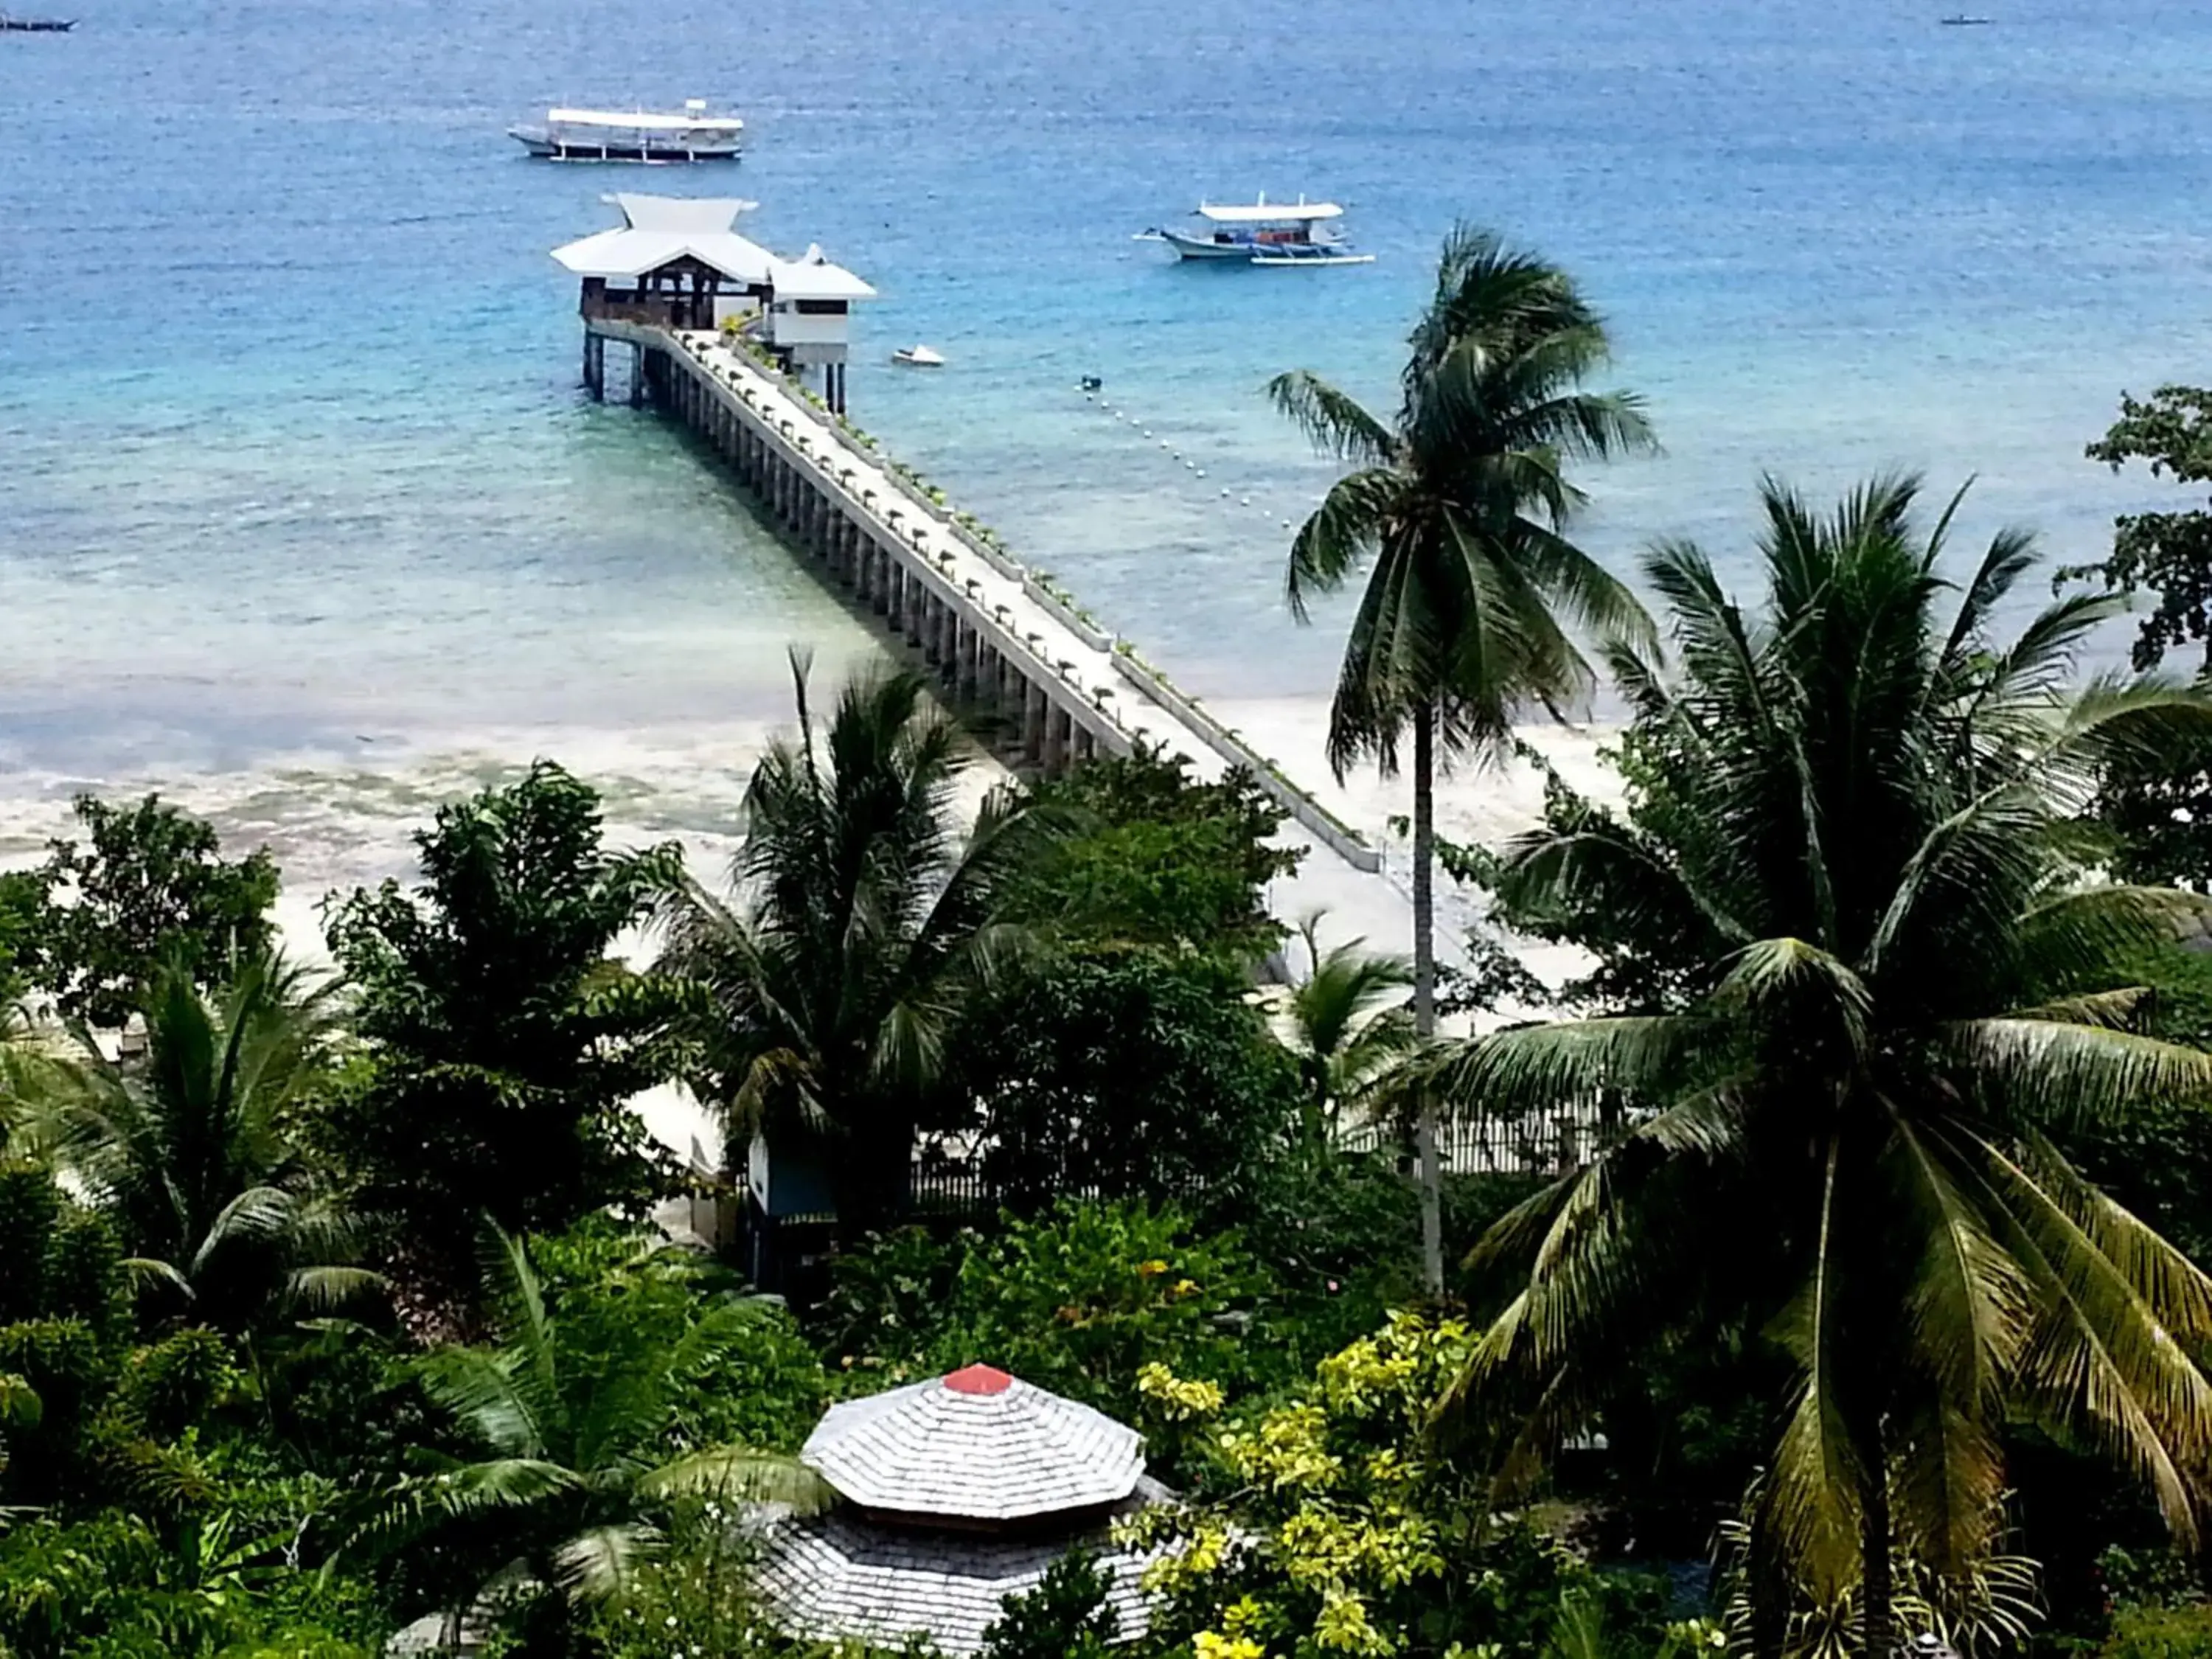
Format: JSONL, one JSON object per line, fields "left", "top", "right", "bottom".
{"left": 1241, "top": 496, "right": 1251, "bottom": 506}
{"left": 1183, "top": 459, "right": 1196, "bottom": 470}
{"left": 1281, "top": 519, "right": 1293, "bottom": 529}
{"left": 1220, "top": 488, "right": 1231, "bottom": 498}
{"left": 1194, "top": 468, "right": 1206, "bottom": 477}
{"left": 1161, "top": 440, "right": 1172, "bottom": 451}
{"left": 1142, "top": 429, "right": 1152, "bottom": 438}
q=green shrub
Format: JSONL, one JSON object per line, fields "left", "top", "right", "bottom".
{"left": 981, "top": 1546, "right": 1118, "bottom": 1659}
{"left": 2104, "top": 1605, "right": 2212, "bottom": 1659}
{"left": 820, "top": 1200, "right": 1267, "bottom": 1430}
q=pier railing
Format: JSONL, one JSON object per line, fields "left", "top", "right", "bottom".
{"left": 1110, "top": 645, "right": 1381, "bottom": 872}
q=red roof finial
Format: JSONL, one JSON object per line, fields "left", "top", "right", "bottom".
{"left": 944, "top": 1363, "right": 1014, "bottom": 1396}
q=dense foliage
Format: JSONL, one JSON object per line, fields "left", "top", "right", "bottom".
{"left": 1004, "top": 746, "right": 1301, "bottom": 967}
{"left": 5, "top": 793, "right": 280, "bottom": 1029}
{"left": 945, "top": 948, "right": 1301, "bottom": 1215}
{"left": 1435, "top": 476, "right": 2212, "bottom": 1653}
{"left": 320, "top": 760, "right": 689, "bottom": 1307}
{"left": 656, "top": 658, "right": 1040, "bottom": 1237}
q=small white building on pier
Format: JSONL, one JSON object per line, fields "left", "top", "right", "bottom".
{"left": 553, "top": 194, "right": 873, "bottom": 409}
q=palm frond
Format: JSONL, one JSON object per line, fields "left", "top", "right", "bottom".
{"left": 1266, "top": 370, "right": 1397, "bottom": 467}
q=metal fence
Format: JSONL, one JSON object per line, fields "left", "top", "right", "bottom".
{"left": 1338, "top": 1101, "right": 1621, "bottom": 1177}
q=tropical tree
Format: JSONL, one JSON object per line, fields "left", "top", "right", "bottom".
{"left": 345, "top": 1225, "right": 821, "bottom": 1643}
{"left": 1430, "top": 476, "right": 2212, "bottom": 1655}
{"left": 322, "top": 760, "right": 690, "bottom": 1309}
{"left": 9, "top": 793, "right": 279, "bottom": 1029}
{"left": 1270, "top": 224, "right": 1655, "bottom": 1291}
{"left": 1276, "top": 912, "right": 1415, "bottom": 1153}
{"left": 655, "top": 654, "right": 1038, "bottom": 1235}
{"left": 7, "top": 953, "right": 372, "bottom": 1333}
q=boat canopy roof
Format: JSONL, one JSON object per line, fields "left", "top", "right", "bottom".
{"left": 552, "top": 195, "right": 874, "bottom": 299}
{"left": 547, "top": 106, "right": 746, "bottom": 133}
{"left": 1197, "top": 198, "right": 1343, "bottom": 223}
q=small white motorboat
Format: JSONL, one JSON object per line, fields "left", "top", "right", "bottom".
{"left": 892, "top": 344, "right": 946, "bottom": 367}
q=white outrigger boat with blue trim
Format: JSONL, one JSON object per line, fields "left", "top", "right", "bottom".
{"left": 1136, "top": 196, "right": 1374, "bottom": 265}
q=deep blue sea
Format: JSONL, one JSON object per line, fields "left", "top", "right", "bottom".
{"left": 5, "top": 0, "right": 2212, "bottom": 889}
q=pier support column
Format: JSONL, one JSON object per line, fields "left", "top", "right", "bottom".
{"left": 956, "top": 622, "right": 978, "bottom": 700}
{"left": 1046, "top": 706, "right": 1072, "bottom": 775}
{"left": 583, "top": 333, "right": 605, "bottom": 400}
{"left": 1022, "top": 679, "right": 1046, "bottom": 766}
{"left": 871, "top": 549, "right": 891, "bottom": 616}
{"left": 630, "top": 343, "right": 644, "bottom": 408}
{"left": 1074, "top": 727, "right": 1096, "bottom": 762}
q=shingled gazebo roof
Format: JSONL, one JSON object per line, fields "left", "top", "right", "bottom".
{"left": 801, "top": 1364, "right": 1145, "bottom": 1522}
{"left": 753, "top": 1509, "right": 1170, "bottom": 1658}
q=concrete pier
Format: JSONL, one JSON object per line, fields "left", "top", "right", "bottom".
{"left": 590, "top": 320, "right": 1130, "bottom": 775}
{"left": 580, "top": 318, "right": 1412, "bottom": 967}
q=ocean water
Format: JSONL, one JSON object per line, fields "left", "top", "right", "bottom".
{"left": 5, "top": 0, "right": 2212, "bottom": 894}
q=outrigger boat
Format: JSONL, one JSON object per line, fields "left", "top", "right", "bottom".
{"left": 1136, "top": 196, "right": 1373, "bottom": 265}
{"left": 0, "top": 13, "right": 77, "bottom": 27}
{"left": 509, "top": 100, "right": 743, "bottom": 162}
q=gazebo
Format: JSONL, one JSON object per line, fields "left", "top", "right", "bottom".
{"left": 552, "top": 193, "right": 777, "bottom": 333}
{"left": 552, "top": 194, "right": 875, "bottom": 409}
{"left": 751, "top": 1364, "right": 1175, "bottom": 1655}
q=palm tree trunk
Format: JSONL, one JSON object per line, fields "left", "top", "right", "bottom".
{"left": 1862, "top": 1437, "right": 1895, "bottom": 1659}
{"left": 1413, "top": 700, "right": 1443, "bottom": 1295}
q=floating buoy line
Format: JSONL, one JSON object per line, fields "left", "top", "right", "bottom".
{"left": 1078, "top": 383, "right": 1313, "bottom": 535}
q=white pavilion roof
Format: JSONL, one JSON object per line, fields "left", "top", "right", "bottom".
{"left": 771, "top": 243, "right": 877, "bottom": 302}
{"left": 552, "top": 196, "right": 872, "bottom": 299}
{"left": 752, "top": 1506, "right": 1169, "bottom": 1657}
{"left": 801, "top": 1365, "right": 1144, "bottom": 1521}
{"left": 1197, "top": 198, "right": 1343, "bottom": 223}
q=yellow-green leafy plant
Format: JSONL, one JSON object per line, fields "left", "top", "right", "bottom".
{"left": 1125, "top": 1313, "right": 1670, "bottom": 1659}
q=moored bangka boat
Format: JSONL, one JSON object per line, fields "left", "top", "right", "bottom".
{"left": 509, "top": 100, "right": 743, "bottom": 161}
{"left": 1135, "top": 195, "right": 1373, "bottom": 266}
{"left": 1, "top": 14, "right": 77, "bottom": 29}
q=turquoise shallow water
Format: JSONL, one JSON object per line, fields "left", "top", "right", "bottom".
{"left": 5, "top": 0, "right": 2212, "bottom": 876}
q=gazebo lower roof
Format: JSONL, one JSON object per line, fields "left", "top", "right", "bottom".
{"left": 751, "top": 1503, "right": 1170, "bottom": 1658}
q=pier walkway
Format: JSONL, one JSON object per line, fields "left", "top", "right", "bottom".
{"left": 589, "top": 319, "right": 1426, "bottom": 951}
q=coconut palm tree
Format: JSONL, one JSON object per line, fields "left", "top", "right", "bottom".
{"left": 345, "top": 1225, "right": 821, "bottom": 1644}
{"left": 655, "top": 653, "right": 1039, "bottom": 1237}
{"left": 1276, "top": 911, "right": 1415, "bottom": 1154}
{"left": 1270, "top": 225, "right": 1656, "bottom": 1290}
{"left": 7, "top": 951, "right": 373, "bottom": 1332}
{"left": 1430, "top": 476, "right": 2212, "bottom": 1655}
